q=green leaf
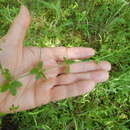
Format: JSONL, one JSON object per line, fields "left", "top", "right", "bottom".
{"left": 9, "top": 80, "right": 22, "bottom": 96}
{"left": 30, "top": 68, "right": 39, "bottom": 74}
{"left": 30, "top": 61, "right": 47, "bottom": 80}
{"left": 0, "top": 64, "right": 23, "bottom": 96}
{"left": 9, "top": 87, "right": 17, "bottom": 96}
{"left": 0, "top": 83, "right": 10, "bottom": 92}
{"left": 0, "top": 64, "right": 12, "bottom": 80}
{"left": 0, "top": 80, "right": 22, "bottom": 95}
{"left": 37, "top": 61, "right": 43, "bottom": 69}
{"left": 35, "top": 73, "right": 43, "bottom": 80}
{"left": 2, "top": 69, "right": 12, "bottom": 80}
{"left": 10, "top": 80, "right": 22, "bottom": 88}
{"left": 9, "top": 104, "right": 19, "bottom": 112}
{"left": 63, "top": 57, "right": 74, "bottom": 64}
{"left": 30, "top": 61, "right": 43, "bottom": 75}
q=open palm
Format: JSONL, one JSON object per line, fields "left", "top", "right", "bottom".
{"left": 0, "top": 6, "right": 111, "bottom": 113}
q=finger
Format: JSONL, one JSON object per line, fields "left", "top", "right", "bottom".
{"left": 69, "top": 61, "right": 111, "bottom": 73}
{"left": 41, "top": 61, "right": 111, "bottom": 79}
{"left": 5, "top": 6, "right": 31, "bottom": 45}
{"left": 56, "top": 70, "right": 109, "bottom": 85}
{"left": 97, "top": 61, "right": 111, "bottom": 71}
{"left": 50, "top": 47, "right": 95, "bottom": 61}
{"left": 51, "top": 80, "right": 96, "bottom": 102}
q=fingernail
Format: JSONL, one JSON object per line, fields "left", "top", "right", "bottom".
{"left": 19, "top": 5, "right": 27, "bottom": 15}
{"left": 98, "top": 61, "right": 111, "bottom": 71}
{"left": 90, "top": 71, "right": 109, "bottom": 83}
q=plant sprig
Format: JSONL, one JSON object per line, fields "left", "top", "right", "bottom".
{"left": 0, "top": 61, "right": 48, "bottom": 96}
{"left": 9, "top": 104, "right": 19, "bottom": 112}
{"left": 63, "top": 57, "right": 75, "bottom": 73}
{"left": 30, "top": 61, "right": 48, "bottom": 80}
{"left": 0, "top": 64, "right": 22, "bottom": 96}
{"left": 0, "top": 58, "right": 73, "bottom": 96}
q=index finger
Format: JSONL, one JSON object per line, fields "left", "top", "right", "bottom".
{"left": 50, "top": 47, "right": 95, "bottom": 61}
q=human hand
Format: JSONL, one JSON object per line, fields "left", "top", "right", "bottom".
{"left": 0, "top": 6, "right": 111, "bottom": 113}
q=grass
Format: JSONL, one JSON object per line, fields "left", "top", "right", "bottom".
{"left": 0, "top": 0, "right": 130, "bottom": 129}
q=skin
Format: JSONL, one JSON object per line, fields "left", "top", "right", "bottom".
{"left": 0, "top": 6, "right": 111, "bottom": 113}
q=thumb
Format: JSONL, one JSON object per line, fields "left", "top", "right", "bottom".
{"left": 5, "top": 5, "right": 31, "bottom": 46}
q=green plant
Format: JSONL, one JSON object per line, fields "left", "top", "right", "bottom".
{"left": 30, "top": 61, "right": 47, "bottom": 80}
{"left": 0, "top": 60, "right": 48, "bottom": 95}
{"left": 0, "top": 0, "right": 130, "bottom": 129}
{"left": 0, "top": 64, "right": 22, "bottom": 96}
{"left": 0, "top": 58, "right": 73, "bottom": 96}
{"left": 9, "top": 105, "right": 19, "bottom": 113}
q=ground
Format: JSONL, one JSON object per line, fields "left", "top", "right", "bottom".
{"left": 0, "top": 0, "right": 130, "bottom": 129}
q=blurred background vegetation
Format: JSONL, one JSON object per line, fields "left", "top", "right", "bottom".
{"left": 0, "top": 0, "right": 130, "bottom": 129}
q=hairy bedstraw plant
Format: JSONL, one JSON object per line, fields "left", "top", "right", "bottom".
{"left": 0, "top": 57, "right": 72, "bottom": 96}
{"left": 9, "top": 104, "right": 19, "bottom": 113}
{"left": 0, "top": 64, "right": 22, "bottom": 96}
{"left": 0, "top": 60, "right": 48, "bottom": 96}
{"left": 0, "top": 0, "right": 130, "bottom": 129}
{"left": 63, "top": 57, "right": 75, "bottom": 73}
{"left": 30, "top": 61, "right": 47, "bottom": 80}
